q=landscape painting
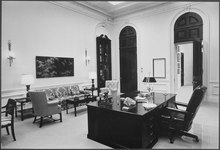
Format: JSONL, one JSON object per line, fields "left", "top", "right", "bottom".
{"left": 36, "top": 56, "right": 74, "bottom": 78}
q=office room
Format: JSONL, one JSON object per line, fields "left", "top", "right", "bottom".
{"left": 1, "top": 1, "right": 219, "bottom": 149}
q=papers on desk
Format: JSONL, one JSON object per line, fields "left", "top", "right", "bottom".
{"left": 142, "top": 103, "right": 157, "bottom": 109}
{"left": 135, "top": 96, "right": 147, "bottom": 103}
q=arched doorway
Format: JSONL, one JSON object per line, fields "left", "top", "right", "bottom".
{"left": 174, "top": 12, "right": 203, "bottom": 92}
{"left": 119, "top": 26, "right": 137, "bottom": 93}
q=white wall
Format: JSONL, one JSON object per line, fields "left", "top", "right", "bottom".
{"left": 2, "top": 2, "right": 219, "bottom": 104}
{"left": 112, "top": 2, "right": 219, "bottom": 102}
{"left": 1, "top": 1, "right": 110, "bottom": 102}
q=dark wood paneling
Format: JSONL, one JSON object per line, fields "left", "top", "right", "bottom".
{"left": 174, "top": 12, "right": 203, "bottom": 43}
{"left": 119, "top": 26, "right": 137, "bottom": 93}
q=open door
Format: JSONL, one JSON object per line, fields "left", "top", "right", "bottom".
{"left": 193, "top": 40, "right": 203, "bottom": 89}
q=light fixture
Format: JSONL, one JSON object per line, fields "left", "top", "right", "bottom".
{"left": 85, "top": 49, "right": 90, "bottom": 66}
{"left": 89, "top": 72, "right": 97, "bottom": 88}
{"left": 143, "top": 76, "right": 156, "bottom": 93}
{"left": 108, "top": 1, "right": 124, "bottom": 5}
{"left": 7, "top": 40, "right": 16, "bottom": 67}
{"left": 21, "top": 74, "right": 34, "bottom": 97}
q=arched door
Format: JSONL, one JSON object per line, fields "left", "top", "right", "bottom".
{"left": 119, "top": 26, "right": 137, "bottom": 93}
{"left": 174, "top": 12, "right": 203, "bottom": 89}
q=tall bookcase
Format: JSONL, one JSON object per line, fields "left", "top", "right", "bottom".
{"left": 96, "top": 34, "right": 112, "bottom": 89}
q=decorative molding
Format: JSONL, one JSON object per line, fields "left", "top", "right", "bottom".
{"left": 211, "top": 85, "right": 219, "bottom": 96}
{"left": 49, "top": 1, "right": 109, "bottom": 22}
{"left": 209, "top": 80, "right": 219, "bottom": 84}
{"left": 114, "top": 2, "right": 202, "bottom": 23}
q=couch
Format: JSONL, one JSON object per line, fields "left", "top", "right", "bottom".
{"left": 34, "top": 84, "right": 92, "bottom": 111}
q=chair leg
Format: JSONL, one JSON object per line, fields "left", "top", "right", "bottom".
{"left": 176, "top": 130, "right": 199, "bottom": 142}
{"left": 168, "top": 129, "right": 175, "bottom": 144}
{"left": 11, "top": 125, "right": 16, "bottom": 141}
{"left": 60, "top": 113, "right": 62, "bottom": 122}
{"left": 33, "top": 116, "right": 37, "bottom": 123}
{"left": 39, "top": 117, "right": 43, "bottom": 128}
{"left": 6, "top": 126, "right": 10, "bottom": 135}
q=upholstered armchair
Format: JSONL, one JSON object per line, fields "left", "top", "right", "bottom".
{"left": 99, "top": 80, "right": 119, "bottom": 103}
{"left": 1, "top": 99, "right": 16, "bottom": 141}
{"left": 160, "top": 86, "right": 207, "bottom": 143}
{"left": 29, "top": 91, "right": 62, "bottom": 128}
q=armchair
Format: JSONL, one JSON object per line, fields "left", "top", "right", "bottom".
{"left": 1, "top": 99, "right": 16, "bottom": 141}
{"left": 160, "top": 86, "right": 207, "bottom": 143}
{"left": 99, "top": 80, "right": 119, "bottom": 103}
{"left": 29, "top": 91, "right": 62, "bottom": 128}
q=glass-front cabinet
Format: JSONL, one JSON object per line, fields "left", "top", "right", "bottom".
{"left": 96, "top": 34, "right": 112, "bottom": 89}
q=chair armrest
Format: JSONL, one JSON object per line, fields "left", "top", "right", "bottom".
{"left": 47, "top": 99, "right": 60, "bottom": 105}
{"left": 174, "top": 101, "right": 188, "bottom": 107}
{"left": 166, "top": 107, "right": 189, "bottom": 115}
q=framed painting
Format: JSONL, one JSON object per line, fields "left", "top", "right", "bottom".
{"left": 36, "top": 56, "right": 74, "bottom": 78}
{"left": 153, "top": 58, "right": 166, "bottom": 78}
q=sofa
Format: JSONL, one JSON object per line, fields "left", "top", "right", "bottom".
{"left": 34, "top": 84, "right": 92, "bottom": 111}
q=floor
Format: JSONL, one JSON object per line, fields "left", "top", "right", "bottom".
{"left": 1, "top": 86, "right": 219, "bottom": 149}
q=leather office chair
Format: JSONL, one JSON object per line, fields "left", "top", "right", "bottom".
{"left": 29, "top": 91, "right": 62, "bottom": 128}
{"left": 160, "top": 86, "right": 207, "bottom": 143}
{"left": 1, "top": 99, "right": 16, "bottom": 141}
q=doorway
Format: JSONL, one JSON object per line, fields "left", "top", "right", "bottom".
{"left": 176, "top": 43, "right": 193, "bottom": 102}
{"left": 174, "top": 12, "right": 203, "bottom": 97}
{"left": 119, "top": 26, "right": 137, "bottom": 93}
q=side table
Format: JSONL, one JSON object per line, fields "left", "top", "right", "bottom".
{"left": 84, "top": 87, "right": 99, "bottom": 96}
{"left": 15, "top": 97, "right": 34, "bottom": 121}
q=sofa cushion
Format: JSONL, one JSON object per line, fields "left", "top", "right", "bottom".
{"left": 70, "top": 85, "right": 80, "bottom": 95}
{"left": 43, "top": 88, "right": 56, "bottom": 100}
{"left": 56, "top": 87, "right": 69, "bottom": 97}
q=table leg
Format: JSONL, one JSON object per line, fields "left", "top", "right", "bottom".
{"left": 21, "top": 102, "right": 24, "bottom": 121}
{"left": 66, "top": 101, "right": 69, "bottom": 114}
{"left": 74, "top": 104, "right": 77, "bottom": 117}
{"left": 15, "top": 102, "right": 18, "bottom": 117}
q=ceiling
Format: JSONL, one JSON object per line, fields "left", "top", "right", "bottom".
{"left": 75, "top": 1, "right": 170, "bottom": 19}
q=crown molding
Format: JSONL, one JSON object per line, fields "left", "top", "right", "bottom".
{"left": 49, "top": 1, "right": 111, "bottom": 22}
{"left": 113, "top": 2, "right": 202, "bottom": 23}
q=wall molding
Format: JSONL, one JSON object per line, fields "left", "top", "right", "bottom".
{"left": 114, "top": 2, "right": 202, "bottom": 23}
{"left": 49, "top": 1, "right": 109, "bottom": 22}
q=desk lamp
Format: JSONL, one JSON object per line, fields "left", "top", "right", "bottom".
{"left": 143, "top": 76, "right": 156, "bottom": 93}
{"left": 89, "top": 72, "right": 97, "bottom": 88}
{"left": 21, "top": 74, "right": 34, "bottom": 97}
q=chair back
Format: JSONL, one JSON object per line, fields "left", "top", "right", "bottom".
{"left": 105, "top": 80, "right": 119, "bottom": 100}
{"left": 185, "top": 86, "right": 207, "bottom": 128}
{"left": 29, "top": 91, "right": 48, "bottom": 116}
{"left": 5, "top": 99, "right": 16, "bottom": 117}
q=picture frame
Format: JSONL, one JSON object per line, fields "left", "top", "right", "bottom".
{"left": 153, "top": 58, "right": 166, "bottom": 78}
{"left": 36, "top": 56, "right": 74, "bottom": 78}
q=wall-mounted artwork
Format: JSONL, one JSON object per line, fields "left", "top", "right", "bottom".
{"left": 153, "top": 58, "right": 166, "bottom": 78}
{"left": 36, "top": 56, "right": 74, "bottom": 78}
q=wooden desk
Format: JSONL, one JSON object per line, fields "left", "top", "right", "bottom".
{"left": 87, "top": 92, "right": 176, "bottom": 148}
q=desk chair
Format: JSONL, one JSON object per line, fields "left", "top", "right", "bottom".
{"left": 160, "top": 86, "right": 207, "bottom": 143}
{"left": 29, "top": 91, "right": 62, "bottom": 128}
{"left": 1, "top": 99, "right": 16, "bottom": 141}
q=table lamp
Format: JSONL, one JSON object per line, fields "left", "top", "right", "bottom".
{"left": 89, "top": 72, "right": 97, "bottom": 88}
{"left": 21, "top": 74, "right": 34, "bottom": 97}
{"left": 143, "top": 77, "right": 156, "bottom": 93}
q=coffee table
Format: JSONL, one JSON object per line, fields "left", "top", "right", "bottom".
{"left": 66, "top": 96, "right": 97, "bottom": 116}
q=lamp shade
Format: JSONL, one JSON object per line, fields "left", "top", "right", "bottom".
{"left": 89, "top": 72, "right": 97, "bottom": 79}
{"left": 143, "top": 77, "right": 156, "bottom": 83}
{"left": 21, "top": 74, "right": 34, "bottom": 85}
